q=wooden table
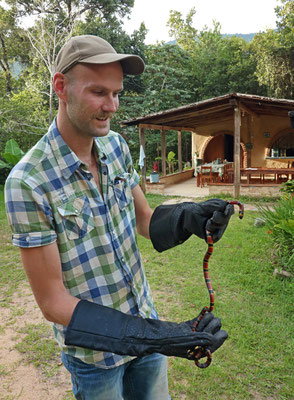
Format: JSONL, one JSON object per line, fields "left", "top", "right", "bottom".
{"left": 220, "top": 168, "right": 293, "bottom": 184}
{"left": 240, "top": 168, "right": 294, "bottom": 184}
{"left": 195, "top": 163, "right": 227, "bottom": 186}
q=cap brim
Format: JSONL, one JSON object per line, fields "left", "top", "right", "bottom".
{"left": 80, "top": 53, "right": 145, "bottom": 75}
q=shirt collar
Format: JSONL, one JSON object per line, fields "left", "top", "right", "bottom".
{"left": 93, "top": 139, "right": 108, "bottom": 164}
{"left": 48, "top": 120, "right": 82, "bottom": 180}
{"left": 48, "top": 119, "right": 109, "bottom": 179}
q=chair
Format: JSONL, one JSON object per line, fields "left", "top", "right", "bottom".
{"left": 222, "top": 163, "right": 234, "bottom": 183}
{"left": 200, "top": 166, "right": 212, "bottom": 187}
{"left": 212, "top": 171, "right": 221, "bottom": 183}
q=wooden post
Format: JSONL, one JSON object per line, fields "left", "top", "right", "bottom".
{"left": 139, "top": 125, "right": 146, "bottom": 193}
{"left": 234, "top": 106, "right": 241, "bottom": 198}
{"left": 246, "top": 114, "right": 251, "bottom": 168}
{"left": 178, "top": 131, "right": 182, "bottom": 173}
{"left": 161, "top": 129, "right": 166, "bottom": 176}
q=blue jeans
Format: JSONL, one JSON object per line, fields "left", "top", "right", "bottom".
{"left": 62, "top": 352, "right": 170, "bottom": 400}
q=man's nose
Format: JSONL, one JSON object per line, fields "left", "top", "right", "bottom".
{"left": 102, "top": 94, "right": 118, "bottom": 113}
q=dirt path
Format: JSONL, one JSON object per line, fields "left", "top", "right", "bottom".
{"left": 0, "top": 283, "right": 73, "bottom": 400}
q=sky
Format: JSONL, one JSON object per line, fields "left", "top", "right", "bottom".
{"left": 123, "top": 0, "right": 279, "bottom": 44}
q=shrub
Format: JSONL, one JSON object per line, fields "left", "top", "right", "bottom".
{"left": 0, "top": 139, "right": 25, "bottom": 184}
{"left": 280, "top": 179, "right": 294, "bottom": 196}
{"left": 258, "top": 194, "right": 294, "bottom": 273}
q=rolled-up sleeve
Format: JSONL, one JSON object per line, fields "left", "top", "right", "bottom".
{"left": 5, "top": 176, "right": 57, "bottom": 248}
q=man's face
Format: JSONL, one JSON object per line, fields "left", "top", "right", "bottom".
{"left": 64, "top": 62, "right": 123, "bottom": 138}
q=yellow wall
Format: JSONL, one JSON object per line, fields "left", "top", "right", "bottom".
{"left": 192, "top": 113, "right": 294, "bottom": 168}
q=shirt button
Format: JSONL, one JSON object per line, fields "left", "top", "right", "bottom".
{"left": 121, "top": 257, "right": 125, "bottom": 263}
{"left": 26, "top": 236, "right": 30, "bottom": 242}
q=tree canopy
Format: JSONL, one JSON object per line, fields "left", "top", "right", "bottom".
{"left": 167, "top": 8, "right": 266, "bottom": 99}
{"left": 0, "top": 0, "right": 294, "bottom": 172}
{"left": 252, "top": 0, "right": 294, "bottom": 98}
{"left": 6, "top": 0, "right": 135, "bottom": 26}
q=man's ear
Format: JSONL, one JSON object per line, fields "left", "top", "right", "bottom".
{"left": 53, "top": 72, "right": 67, "bottom": 101}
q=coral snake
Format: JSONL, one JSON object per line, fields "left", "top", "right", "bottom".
{"left": 187, "top": 200, "right": 244, "bottom": 369}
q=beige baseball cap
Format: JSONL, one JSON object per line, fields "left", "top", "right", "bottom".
{"left": 54, "top": 35, "right": 145, "bottom": 75}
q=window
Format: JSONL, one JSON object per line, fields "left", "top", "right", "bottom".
{"left": 270, "top": 132, "right": 294, "bottom": 157}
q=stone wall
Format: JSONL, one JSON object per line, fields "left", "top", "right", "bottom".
{"left": 159, "top": 169, "right": 194, "bottom": 185}
{"left": 145, "top": 169, "right": 194, "bottom": 195}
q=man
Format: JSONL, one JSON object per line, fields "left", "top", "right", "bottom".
{"left": 5, "top": 35, "right": 234, "bottom": 400}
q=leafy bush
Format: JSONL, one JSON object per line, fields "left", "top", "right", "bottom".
{"left": 0, "top": 139, "right": 25, "bottom": 184}
{"left": 0, "top": 89, "right": 48, "bottom": 156}
{"left": 280, "top": 179, "right": 294, "bottom": 195}
{"left": 258, "top": 194, "right": 294, "bottom": 272}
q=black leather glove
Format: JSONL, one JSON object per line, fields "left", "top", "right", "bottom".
{"left": 149, "top": 199, "right": 234, "bottom": 252}
{"left": 186, "top": 312, "right": 228, "bottom": 357}
{"left": 64, "top": 300, "right": 213, "bottom": 359}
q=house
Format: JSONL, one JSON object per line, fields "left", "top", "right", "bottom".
{"left": 121, "top": 93, "right": 294, "bottom": 197}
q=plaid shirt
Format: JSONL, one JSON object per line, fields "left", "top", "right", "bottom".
{"left": 5, "top": 120, "right": 158, "bottom": 368}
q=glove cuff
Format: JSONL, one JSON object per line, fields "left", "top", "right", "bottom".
{"left": 149, "top": 204, "right": 192, "bottom": 252}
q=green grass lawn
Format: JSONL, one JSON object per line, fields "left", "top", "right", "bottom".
{"left": 140, "top": 195, "right": 294, "bottom": 399}
{"left": 0, "top": 190, "right": 293, "bottom": 399}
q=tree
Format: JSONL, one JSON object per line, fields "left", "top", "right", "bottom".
{"left": 112, "top": 43, "right": 195, "bottom": 169}
{"left": 168, "top": 8, "right": 198, "bottom": 53}
{"left": 22, "top": 1, "right": 141, "bottom": 124}
{"left": 0, "top": 6, "right": 46, "bottom": 158}
{"left": 252, "top": 0, "right": 294, "bottom": 98}
{"left": 167, "top": 8, "right": 265, "bottom": 100}
{"left": 143, "top": 43, "right": 196, "bottom": 109}
{"left": 194, "top": 34, "right": 266, "bottom": 98}
{"left": 0, "top": 0, "right": 143, "bottom": 159}
{"left": 25, "top": 6, "right": 75, "bottom": 124}
{"left": 6, "top": 0, "right": 135, "bottom": 28}
{"left": 0, "top": 6, "right": 29, "bottom": 94}
{"left": 115, "top": 43, "right": 195, "bottom": 123}
{"left": 275, "top": 0, "right": 294, "bottom": 39}
{"left": 0, "top": 86, "right": 48, "bottom": 157}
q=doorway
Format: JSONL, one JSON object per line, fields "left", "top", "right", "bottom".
{"left": 224, "top": 134, "right": 234, "bottom": 162}
{"left": 203, "top": 133, "right": 245, "bottom": 166}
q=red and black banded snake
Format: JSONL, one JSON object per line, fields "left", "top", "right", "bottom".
{"left": 187, "top": 200, "right": 244, "bottom": 369}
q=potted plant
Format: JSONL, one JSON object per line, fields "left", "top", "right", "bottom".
{"left": 150, "top": 161, "right": 159, "bottom": 183}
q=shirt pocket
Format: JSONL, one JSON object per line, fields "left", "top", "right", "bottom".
{"left": 112, "top": 174, "right": 132, "bottom": 211}
{"left": 57, "top": 195, "right": 96, "bottom": 240}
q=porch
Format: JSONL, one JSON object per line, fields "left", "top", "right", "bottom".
{"left": 121, "top": 93, "right": 294, "bottom": 198}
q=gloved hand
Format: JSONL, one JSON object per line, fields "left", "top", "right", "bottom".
{"left": 149, "top": 199, "right": 234, "bottom": 252}
{"left": 186, "top": 312, "right": 228, "bottom": 357}
{"left": 65, "top": 300, "right": 214, "bottom": 359}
